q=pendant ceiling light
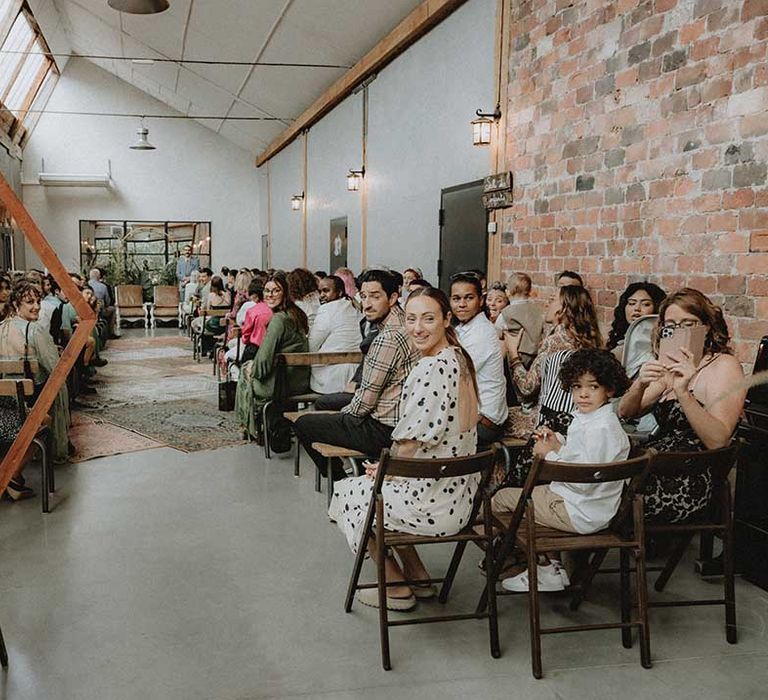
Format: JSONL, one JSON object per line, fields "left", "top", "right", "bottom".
{"left": 107, "top": 0, "right": 170, "bottom": 15}
{"left": 130, "top": 118, "right": 156, "bottom": 150}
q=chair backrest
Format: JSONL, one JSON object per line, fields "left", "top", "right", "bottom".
{"left": 154, "top": 285, "right": 180, "bottom": 307}
{"left": 532, "top": 453, "right": 650, "bottom": 485}
{"left": 648, "top": 442, "right": 742, "bottom": 485}
{"left": 0, "top": 378, "right": 33, "bottom": 397}
{"left": 115, "top": 285, "right": 144, "bottom": 307}
{"left": 622, "top": 314, "right": 658, "bottom": 377}
{"left": 277, "top": 351, "right": 363, "bottom": 367}
{"left": 378, "top": 447, "right": 497, "bottom": 482}
{"left": 0, "top": 359, "right": 39, "bottom": 375}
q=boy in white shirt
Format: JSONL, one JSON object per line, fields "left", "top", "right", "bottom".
{"left": 492, "top": 348, "right": 631, "bottom": 592}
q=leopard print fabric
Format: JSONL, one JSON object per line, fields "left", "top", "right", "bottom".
{"left": 643, "top": 399, "right": 714, "bottom": 523}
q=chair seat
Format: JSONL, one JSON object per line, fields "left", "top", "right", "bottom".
{"left": 380, "top": 525, "right": 488, "bottom": 547}
{"left": 311, "top": 442, "right": 365, "bottom": 459}
{"left": 287, "top": 392, "right": 322, "bottom": 403}
{"left": 153, "top": 308, "right": 179, "bottom": 317}
{"left": 120, "top": 307, "right": 146, "bottom": 315}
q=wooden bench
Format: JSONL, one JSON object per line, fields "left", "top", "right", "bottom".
{"left": 261, "top": 351, "right": 363, "bottom": 459}
{"left": 311, "top": 441, "right": 366, "bottom": 507}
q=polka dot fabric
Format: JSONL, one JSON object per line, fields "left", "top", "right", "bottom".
{"left": 328, "top": 346, "right": 478, "bottom": 553}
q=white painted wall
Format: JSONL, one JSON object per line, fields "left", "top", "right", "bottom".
{"left": 22, "top": 59, "right": 260, "bottom": 272}
{"left": 262, "top": 0, "right": 496, "bottom": 280}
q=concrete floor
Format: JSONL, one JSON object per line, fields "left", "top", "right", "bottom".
{"left": 1, "top": 331, "right": 767, "bottom": 698}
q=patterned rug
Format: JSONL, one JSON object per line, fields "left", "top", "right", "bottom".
{"left": 69, "top": 413, "right": 164, "bottom": 463}
{"left": 96, "top": 399, "right": 246, "bottom": 453}
{"left": 72, "top": 331, "right": 246, "bottom": 454}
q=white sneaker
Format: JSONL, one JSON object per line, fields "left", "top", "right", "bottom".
{"left": 550, "top": 560, "right": 571, "bottom": 587}
{"left": 501, "top": 564, "right": 566, "bottom": 592}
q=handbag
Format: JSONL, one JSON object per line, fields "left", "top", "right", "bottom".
{"left": 218, "top": 380, "right": 237, "bottom": 412}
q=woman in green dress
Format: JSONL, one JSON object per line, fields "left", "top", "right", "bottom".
{"left": 0, "top": 278, "right": 70, "bottom": 464}
{"left": 235, "top": 272, "right": 309, "bottom": 441}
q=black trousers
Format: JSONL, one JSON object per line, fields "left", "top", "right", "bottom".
{"left": 477, "top": 420, "right": 505, "bottom": 451}
{"left": 314, "top": 392, "right": 354, "bottom": 411}
{"left": 293, "top": 412, "right": 393, "bottom": 478}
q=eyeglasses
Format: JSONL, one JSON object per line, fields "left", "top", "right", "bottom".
{"left": 263, "top": 288, "right": 282, "bottom": 296}
{"left": 660, "top": 319, "right": 701, "bottom": 330}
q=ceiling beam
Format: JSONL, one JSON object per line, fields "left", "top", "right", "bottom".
{"left": 254, "top": 0, "right": 470, "bottom": 167}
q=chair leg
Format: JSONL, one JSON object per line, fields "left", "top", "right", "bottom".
{"left": 293, "top": 437, "right": 301, "bottom": 478}
{"left": 326, "top": 457, "right": 334, "bottom": 508}
{"left": 723, "top": 493, "right": 738, "bottom": 644}
{"left": 34, "top": 437, "right": 49, "bottom": 514}
{"left": 654, "top": 533, "right": 693, "bottom": 593}
{"left": 620, "top": 548, "right": 632, "bottom": 649}
{"left": 375, "top": 500, "right": 392, "bottom": 671}
{"left": 569, "top": 549, "right": 608, "bottom": 611}
{"left": 262, "top": 402, "right": 271, "bottom": 459}
{"left": 314, "top": 463, "right": 321, "bottom": 492}
{"left": 438, "top": 541, "right": 467, "bottom": 604}
{"left": 484, "top": 501, "right": 501, "bottom": 659}
{"left": 0, "top": 621, "right": 8, "bottom": 668}
{"left": 634, "top": 547, "right": 652, "bottom": 669}
{"left": 527, "top": 516, "right": 543, "bottom": 678}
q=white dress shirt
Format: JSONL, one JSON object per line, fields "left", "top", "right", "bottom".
{"left": 547, "top": 403, "right": 631, "bottom": 534}
{"left": 309, "top": 298, "right": 362, "bottom": 394}
{"left": 455, "top": 313, "right": 508, "bottom": 426}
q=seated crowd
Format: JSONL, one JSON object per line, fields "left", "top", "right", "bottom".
{"left": 220, "top": 264, "right": 747, "bottom": 606}
{"left": 0, "top": 268, "right": 118, "bottom": 501}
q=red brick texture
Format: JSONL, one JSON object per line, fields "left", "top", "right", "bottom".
{"left": 501, "top": 0, "right": 768, "bottom": 365}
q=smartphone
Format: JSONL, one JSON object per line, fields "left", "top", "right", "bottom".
{"left": 658, "top": 325, "right": 707, "bottom": 366}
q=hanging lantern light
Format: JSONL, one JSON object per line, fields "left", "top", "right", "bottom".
{"left": 130, "top": 117, "right": 156, "bottom": 150}
{"left": 471, "top": 105, "right": 502, "bottom": 146}
{"left": 108, "top": 0, "right": 169, "bottom": 14}
{"left": 346, "top": 168, "right": 364, "bottom": 192}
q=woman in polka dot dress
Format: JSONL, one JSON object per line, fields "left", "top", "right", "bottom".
{"left": 329, "top": 286, "right": 480, "bottom": 610}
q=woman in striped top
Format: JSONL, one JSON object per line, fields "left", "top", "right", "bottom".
{"left": 498, "top": 285, "right": 603, "bottom": 488}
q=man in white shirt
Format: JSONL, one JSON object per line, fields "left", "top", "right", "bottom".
{"left": 309, "top": 276, "right": 362, "bottom": 394}
{"left": 450, "top": 272, "right": 509, "bottom": 449}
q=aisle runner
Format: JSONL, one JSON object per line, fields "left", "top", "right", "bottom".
{"left": 73, "top": 333, "right": 246, "bottom": 456}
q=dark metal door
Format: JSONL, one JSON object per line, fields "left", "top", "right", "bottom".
{"left": 438, "top": 180, "right": 487, "bottom": 291}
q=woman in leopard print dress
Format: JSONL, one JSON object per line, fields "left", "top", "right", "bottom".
{"left": 619, "top": 289, "right": 746, "bottom": 522}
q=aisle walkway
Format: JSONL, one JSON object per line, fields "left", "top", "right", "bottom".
{"left": 0, "top": 333, "right": 767, "bottom": 698}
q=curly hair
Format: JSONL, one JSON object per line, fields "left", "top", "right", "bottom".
{"left": 287, "top": 268, "right": 318, "bottom": 300}
{"left": 607, "top": 281, "right": 667, "bottom": 350}
{"left": 9, "top": 278, "right": 42, "bottom": 314}
{"left": 559, "top": 348, "right": 631, "bottom": 397}
{"left": 654, "top": 288, "right": 732, "bottom": 355}
{"left": 558, "top": 286, "right": 603, "bottom": 349}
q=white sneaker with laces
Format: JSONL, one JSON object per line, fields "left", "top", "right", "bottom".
{"left": 501, "top": 564, "right": 566, "bottom": 592}
{"left": 550, "top": 560, "right": 570, "bottom": 587}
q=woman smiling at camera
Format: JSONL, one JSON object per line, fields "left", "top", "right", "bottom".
{"left": 329, "top": 286, "right": 480, "bottom": 612}
{"left": 619, "top": 288, "right": 746, "bottom": 522}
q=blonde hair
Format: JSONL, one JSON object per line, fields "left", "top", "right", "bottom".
{"left": 506, "top": 272, "right": 532, "bottom": 297}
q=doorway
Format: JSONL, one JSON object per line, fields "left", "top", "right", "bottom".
{"left": 438, "top": 180, "right": 488, "bottom": 291}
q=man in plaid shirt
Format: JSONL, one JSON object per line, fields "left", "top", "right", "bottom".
{"left": 294, "top": 269, "right": 420, "bottom": 480}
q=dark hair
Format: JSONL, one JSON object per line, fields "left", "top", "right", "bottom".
{"left": 450, "top": 272, "right": 483, "bottom": 298}
{"left": 287, "top": 268, "right": 318, "bottom": 300}
{"left": 655, "top": 288, "right": 732, "bottom": 355}
{"left": 359, "top": 269, "right": 398, "bottom": 297}
{"left": 557, "top": 270, "right": 584, "bottom": 285}
{"left": 314, "top": 270, "right": 327, "bottom": 279}
{"left": 48, "top": 276, "right": 61, "bottom": 294}
{"left": 210, "top": 275, "right": 225, "bottom": 295}
{"left": 200, "top": 267, "right": 213, "bottom": 276}
{"left": 391, "top": 270, "right": 404, "bottom": 289}
{"left": 559, "top": 348, "right": 631, "bottom": 397}
{"left": 325, "top": 274, "right": 347, "bottom": 298}
{"left": 607, "top": 281, "right": 667, "bottom": 350}
{"left": 558, "top": 286, "right": 603, "bottom": 349}
{"left": 408, "top": 278, "right": 431, "bottom": 290}
{"left": 405, "top": 286, "right": 478, "bottom": 396}
{"left": 267, "top": 273, "right": 308, "bottom": 335}
{"left": 247, "top": 280, "right": 264, "bottom": 300}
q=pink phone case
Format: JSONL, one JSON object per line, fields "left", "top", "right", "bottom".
{"left": 658, "top": 325, "right": 707, "bottom": 366}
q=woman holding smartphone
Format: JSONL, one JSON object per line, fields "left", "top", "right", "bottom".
{"left": 329, "top": 286, "right": 480, "bottom": 611}
{"left": 619, "top": 288, "right": 746, "bottom": 522}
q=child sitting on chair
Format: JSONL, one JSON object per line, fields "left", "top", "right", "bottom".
{"left": 492, "top": 348, "right": 631, "bottom": 592}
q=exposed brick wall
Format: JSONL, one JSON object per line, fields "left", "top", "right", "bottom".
{"left": 500, "top": 0, "right": 768, "bottom": 365}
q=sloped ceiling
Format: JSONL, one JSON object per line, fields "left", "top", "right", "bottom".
{"left": 51, "top": 0, "right": 423, "bottom": 155}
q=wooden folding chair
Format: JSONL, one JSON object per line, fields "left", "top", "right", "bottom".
{"left": 0, "top": 367, "right": 54, "bottom": 513}
{"left": 345, "top": 448, "right": 500, "bottom": 671}
{"left": 192, "top": 307, "right": 228, "bottom": 361}
{"left": 262, "top": 351, "right": 361, "bottom": 459}
{"left": 569, "top": 443, "right": 742, "bottom": 644}
{"left": 482, "top": 452, "right": 652, "bottom": 678}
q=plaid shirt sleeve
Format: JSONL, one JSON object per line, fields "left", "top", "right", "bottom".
{"left": 342, "top": 329, "right": 409, "bottom": 421}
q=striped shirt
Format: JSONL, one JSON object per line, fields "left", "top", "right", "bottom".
{"left": 342, "top": 305, "right": 420, "bottom": 427}
{"left": 509, "top": 324, "right": 577, "bottom": 400}
{"left": 540, "top": 349, "right": 575, "bottom": 414}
